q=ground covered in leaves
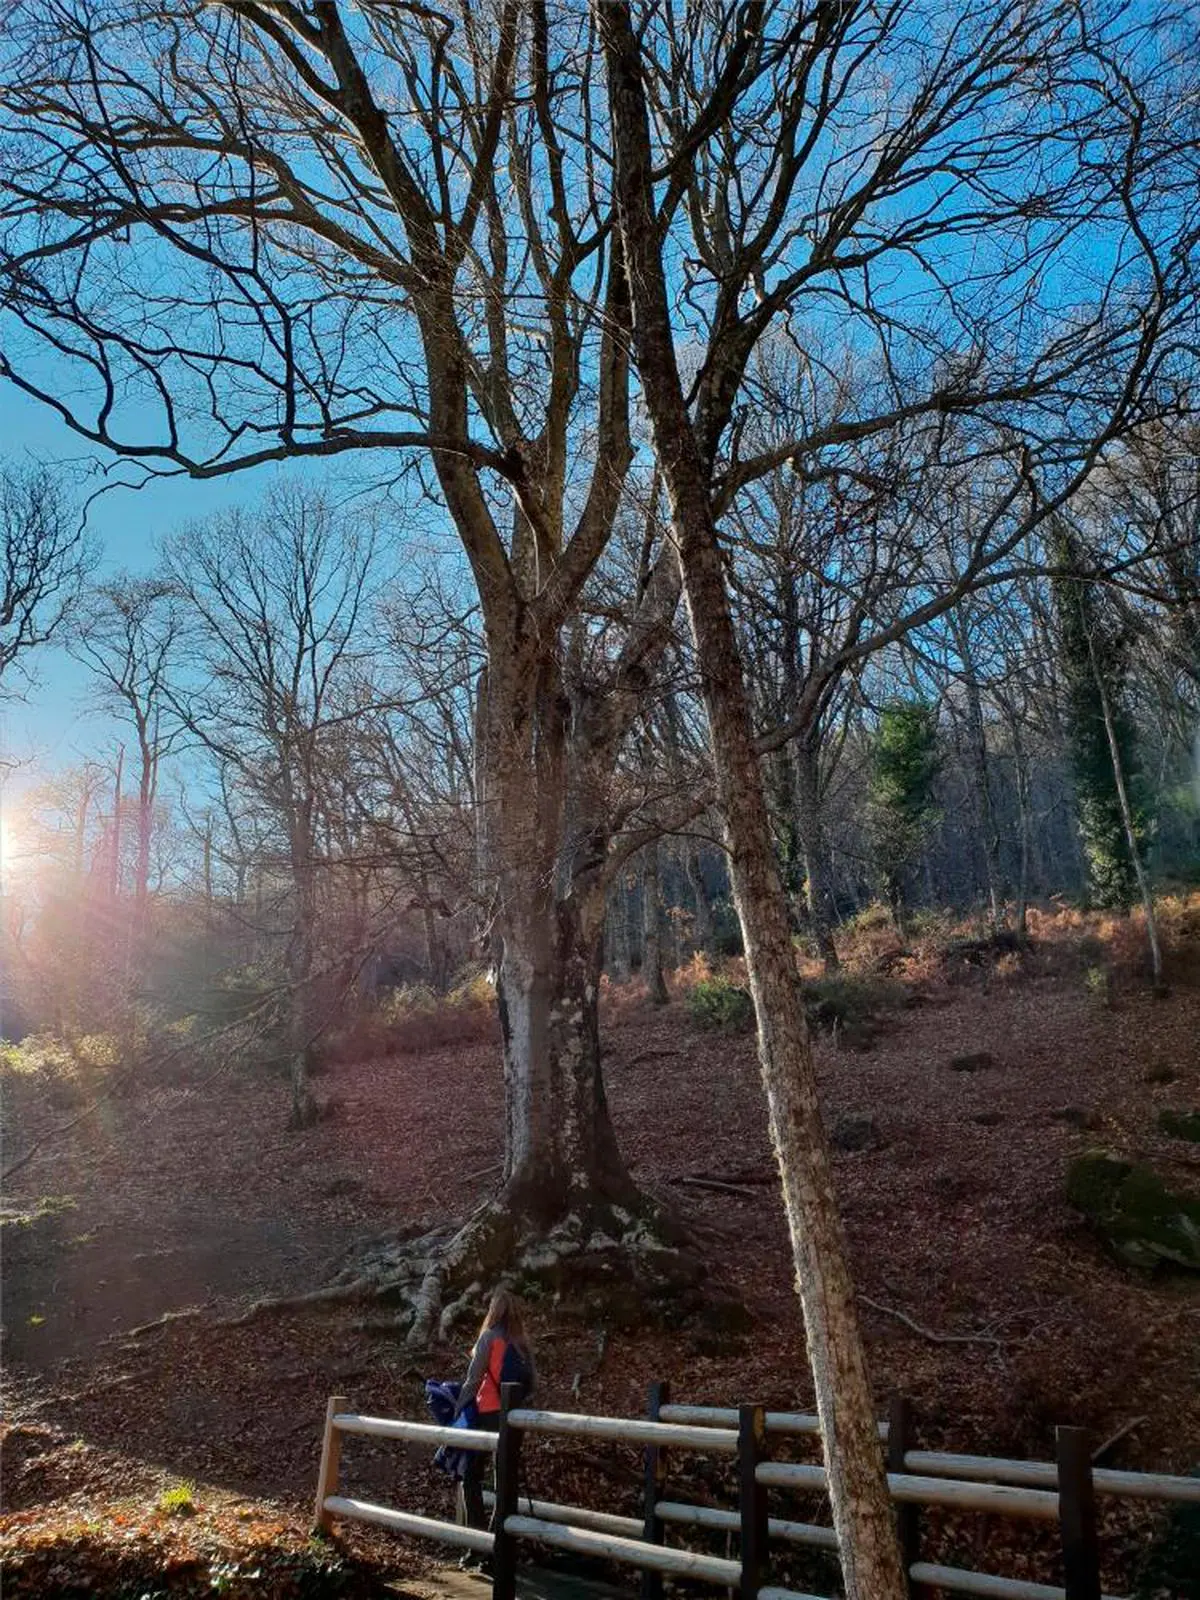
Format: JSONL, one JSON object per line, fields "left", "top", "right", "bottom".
{"left": 3, "top": 902, "right": 1199, "bottom": 1596}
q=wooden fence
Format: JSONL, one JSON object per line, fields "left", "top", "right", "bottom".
{"left": 312, "top": 1384, "right": 1200, "bottom": 1600}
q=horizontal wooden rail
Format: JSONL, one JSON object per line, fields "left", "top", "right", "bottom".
{"left": 482, "top": 1488, "right": 839, "bottom": 1552}
{"left": 507, "top": 1408, "right": 738, "bottom": 1454}
{"left": 909, "top": 1563, "right": 1127, "bottom": 1600}
{"left": 332, "top": 1412, "right": 498, "bottom": 1451}
{"left": 905, "top": 1450, "right": 1200, "bottom": 1505}
{"left": 655, "top": 1499, "right": 838, "bottom": 1551}
{"left": 481, "top": 1490, "right": 643, "bottom": 1540}
{"left": 660, "top": 1404, "right": 888, "bottom": 1441}
{"left": 660, "top": 1403, "right": 827, "bottom": 1437}
{"left": 502, "top": 1512, "right": 743, "bottom": 1585}
{"left": 757, "top": 1589, "right": 835, "bottom": 1600}
{"left": 755, "top": 1461, "right": 1060, "bottom": 1519}
{"left": 661, "top": 1404, "right": 1200, "bottom": 1506}
{"left": 321, "top": 1496, "right": 494, "bottom": 1553}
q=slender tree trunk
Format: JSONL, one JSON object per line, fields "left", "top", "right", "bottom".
{"left": 109, "top": 744, "right": 124, "bottom": 902}
{"left": 73, "top": 787, "right": 92, "bottom": 880}
{"left": 1008, "top": 714, "right": 1033, "bottom": 938}
{"left": 135, "top": 733, "right": 156, "bottom": 913}
{"left": 792, "top": 736, "right": 839, "bottom": 972}
{"left": 684, "top": 844, "right": 712, "bottom": 955}
{"left": 287, "top": 848, "right": 320, "bottom": 1128}
{"left": 600, "top": 11, "right": 905, "bottom": 1593}
{"left": 641, "top": 841, "right": 669, "bottom": 1004}
{"left": 607, "top": 874, "right": 632, "bottom": 979}
{"left": 421, "top": 883, "right": 449, "bottom": 993}
{"left": 202, "top": 814, "right": 215, "bottom": 925}
{"left": 957, "top": 633, "right": 1004, "bottom": 926}
{"left": 1085, "top": 629, "right": 1165, "bottom": 989}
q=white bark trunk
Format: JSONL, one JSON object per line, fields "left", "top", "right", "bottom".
{"left": 598, "top": 10, "right": 905, "bottom": 1593}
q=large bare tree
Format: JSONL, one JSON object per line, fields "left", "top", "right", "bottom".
{"left": 0, "top": 0, "right": 696, "bottom": 1325}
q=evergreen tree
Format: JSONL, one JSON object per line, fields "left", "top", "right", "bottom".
{"left": 868, "top": 700, "right": 941, "bottom": 930}
{"left": 1053, "top": 542, "right": 1147, "bottom": 909}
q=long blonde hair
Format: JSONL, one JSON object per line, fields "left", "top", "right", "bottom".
{"left": 478, "top": 1286, "right": 530, "bottom": 1355}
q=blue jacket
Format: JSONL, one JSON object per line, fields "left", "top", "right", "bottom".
{"left": 425, "top": 1379, "right": 477, "bottom": 1480}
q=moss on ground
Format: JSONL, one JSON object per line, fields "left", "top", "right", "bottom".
{"left": 1066, "top": 1151, "right": 1200, "bottom": 1270}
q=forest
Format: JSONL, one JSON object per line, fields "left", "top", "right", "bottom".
{"left": 0, "top": 1, "right": 1198, "bottom": 1597}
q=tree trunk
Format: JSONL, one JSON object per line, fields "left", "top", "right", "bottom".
{"left": 1085, "top": 628, "right": 1165, "bottom": 989}
{"left": 287, "top": 831, "right": 320, "bottom": 1129}
{"left": 202, "top": 814, "right": 215, "bottom": 925}
{"left": 497, "top": 884, "right": 637, "bottom": 1224}
{"left": 684, "top": 844, "right": 712, "bottom": 955}
{"left": 135, "top": 733, "right": 156, "bottom": 913}
{"left": 599, "top": 10, "right": 905, "bottom": 1593}
{"left": 1008, "top": 712, "right": 1032, "bottom": 938}
{"left": 607, "top": 874, "right": 632, "bottom": 979}
{"left": 109, "top": 744, "right": 123, "bottom": 902}
{"left": 792, "top": 736, "right": 839, "bottom": 971}
{"left": 957, "top": 628, "right": 1004, "bottom": 925}
{"left": 641, "top": 842, "right": 670, "bottom": 1004}
{"left": 476, "top": 650, "right": 644, "bottom": 1230}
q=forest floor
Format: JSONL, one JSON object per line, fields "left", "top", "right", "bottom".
{"left": 2, "top": 900, "right": 1199, "bottom": 1597}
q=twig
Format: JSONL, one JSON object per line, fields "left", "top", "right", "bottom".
{"left": 860, "top": 1294, "right": 1005, "bottom": 1349}
{"left": 461, "top": 1162, "right": 503, "bottom": 1186}
{"left": 216, "top": 1278, "right": 373, "bottom": 1325}
{"left": 1092, "top": 1415, "right": 1148, "bottom": 1462}
{"left": 669, "top": 1175, "right": 759, "bottom": 1199}
{"left": 124, "top": 1307, "right": 210, "bottom": 1339}
{"left": 626, "top": 1048, "right": 683, "bottom": 1068}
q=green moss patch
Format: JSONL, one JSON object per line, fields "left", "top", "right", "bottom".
{"left": 1158, "top": 1108, "right": 1200, "bottom": 1144}
{"left": 1066, "top": 1151, "right": 1200, "bottom": 1271}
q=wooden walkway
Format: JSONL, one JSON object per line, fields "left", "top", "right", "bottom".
{"left": 405, "top": 1565, "right": 635, "bottom": 1600}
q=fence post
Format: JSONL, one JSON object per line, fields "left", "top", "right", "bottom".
{"left": 642, "top": 1380, "right": 671, "bottom": 1600}
{"left": 492, "top": 1383, "right": 524, "bottom": 1600}
{"left": 1057, "top": 1426, "right": 1101, "bottom": 1600}
{"left": 888, "top": 1393, "right": 918, "bottom": 1596}
{"left": 313, "top": 1394, "right": 347, "bottom": 1533}
{"left": 738, "top": 1405, "right": 770, "bottom": 1599}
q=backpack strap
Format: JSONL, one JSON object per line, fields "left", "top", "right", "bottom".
{"left": 477, "top": 1333, "right": 508, "bottom": 1413}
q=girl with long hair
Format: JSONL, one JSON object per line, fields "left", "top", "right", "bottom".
{"left": 454, "top": 1287, "right": 536, "bottom": 1543}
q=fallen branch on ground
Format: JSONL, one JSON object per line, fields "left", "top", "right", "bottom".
{"left": 860, "top": 1294, "right": 1006, "bottom": 1349}
{"left": 1093, "top": 1415, "right": 1148, "bottom": 1462}
{"left": 460, "top": 1162, "right": 503, "bottom": 1186}
{"left": 668, "top": 1175, "right": 759, "bottom": 1198}
{"left": 626, "top": 1048, "right": 683, "bottom": 1068}
{"left": 123, "top": 1307, "right": 211, "bottom": 1340}
{"left": 216, "top": 1279, "right": 373, "bottom": 1326}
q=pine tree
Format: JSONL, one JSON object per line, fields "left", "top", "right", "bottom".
{"left": 1053, "top": 542, "right": 1146, "bottom": 909}
{"left": 868, "top": 700, "right": 941, "bottom": 931}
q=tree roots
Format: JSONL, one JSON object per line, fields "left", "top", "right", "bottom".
{"left": 123, "top": 1190, "right": 723, "bottom": 1346}
{"left": 317, "top": 1186, "right": 714, "bottom": 1349}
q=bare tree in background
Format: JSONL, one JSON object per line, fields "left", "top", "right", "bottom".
{"left": 163, "top": 489, "right": 379, "bottom": 1126}
{"left": 1, "top": 463, "right": 91, "bottom": 694}
{"left": 69, "top": 578, "right": 183, "bottom": 920}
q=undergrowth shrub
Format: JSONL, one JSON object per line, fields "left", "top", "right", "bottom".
{"left": 156, "top": 1480, "right": 197, "bottom": 1517}
{"left": 320, "top": 969, "right": 498, "bottom": 1063}
{"left": 801, "top": 973, "right": 902, "bottom": 1045}
{"left": 0, "top": 1030, "right": 133, "bottom": 1108}
{"left": 685, "top": 974, "right": 754, "bottom": 1032}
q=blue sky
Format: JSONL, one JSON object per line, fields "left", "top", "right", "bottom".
{"left": 1, "top": 383, "right": 307, "bottom": 773}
